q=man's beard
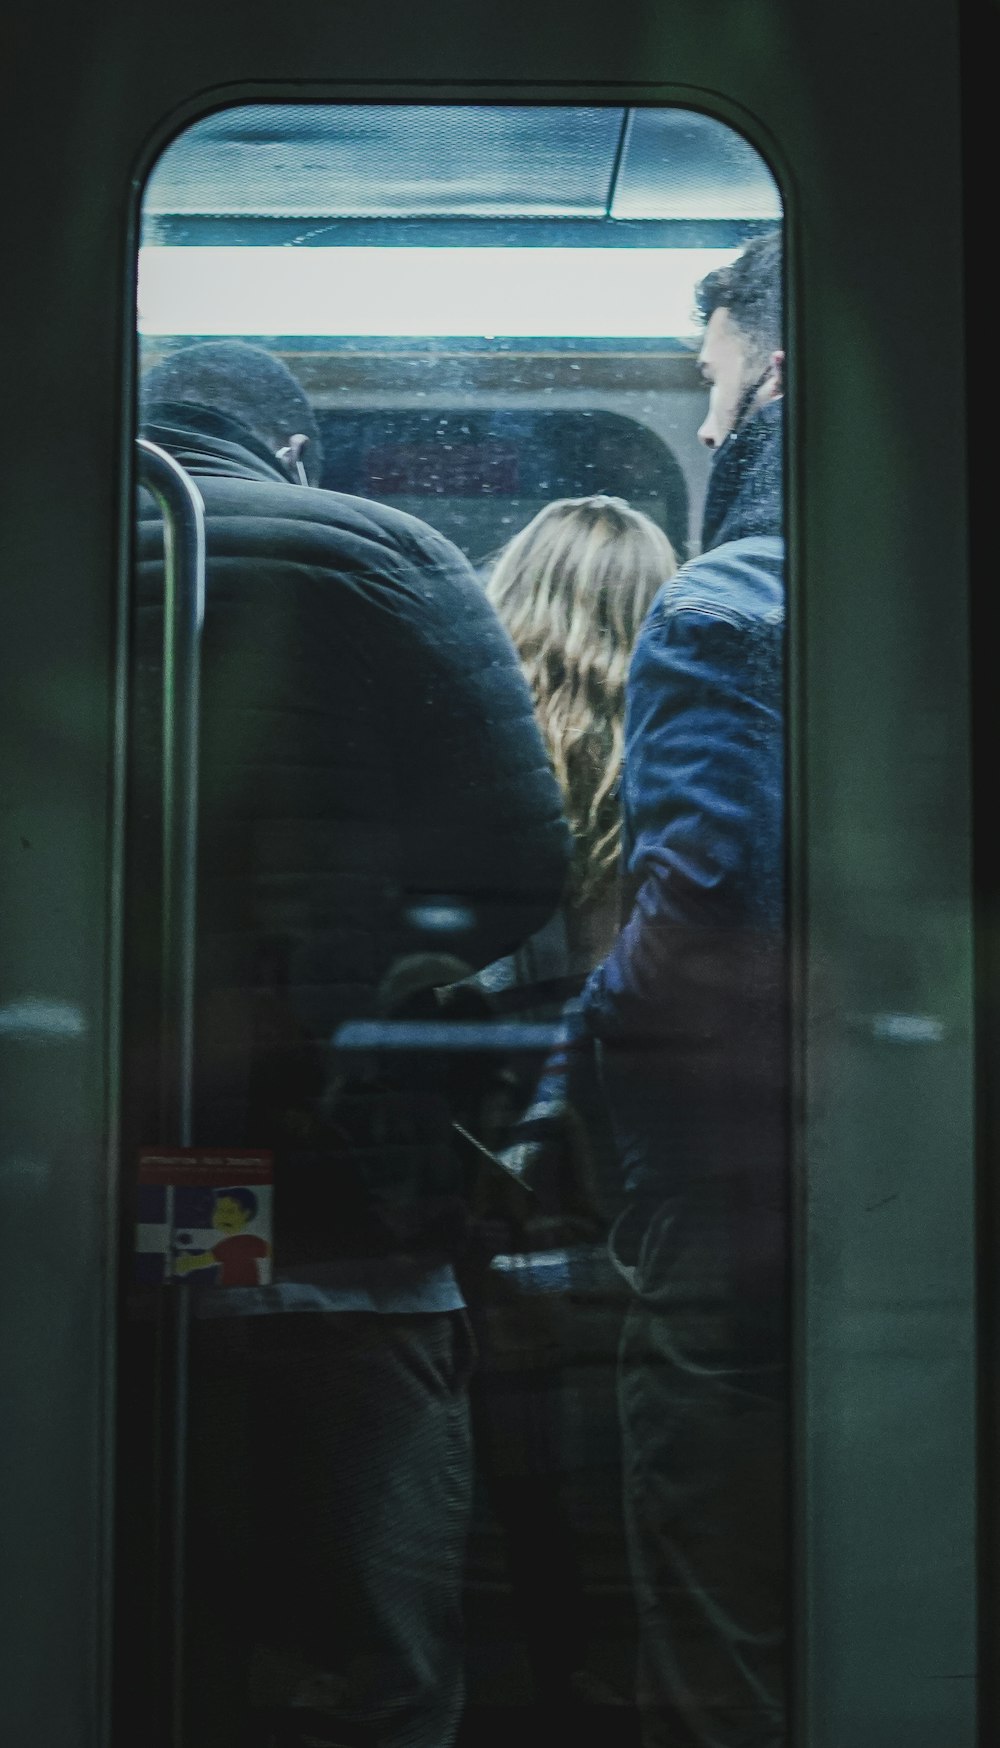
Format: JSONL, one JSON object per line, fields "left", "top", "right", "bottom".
{"left": 700, "top": 399, "right": 784, "bottom": 553}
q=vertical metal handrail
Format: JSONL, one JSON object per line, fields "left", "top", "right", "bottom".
{"left": 136, "top": 439, "right": 205, "bottom": 1148}
{"left": 135, "top": 438, "right": 206, "bottom": 1748}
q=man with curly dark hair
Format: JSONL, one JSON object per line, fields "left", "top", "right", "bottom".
{"left": 584, "top": 228, "right": 788, "bottom": 1748}
{"left": 694, "top": 230, "right": 784, "bottom": 452}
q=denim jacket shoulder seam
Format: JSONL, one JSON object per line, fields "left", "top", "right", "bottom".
{"left": 656, "top": 597, "right": 752, "bottom": 632}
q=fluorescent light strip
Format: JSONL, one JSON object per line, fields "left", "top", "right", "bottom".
{"left": 137, "top": 246, "right": 739, "bottom": 338}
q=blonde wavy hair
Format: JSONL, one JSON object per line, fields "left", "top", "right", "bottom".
{"left": 487, "top": 495, "right": 677, "bottom": 906}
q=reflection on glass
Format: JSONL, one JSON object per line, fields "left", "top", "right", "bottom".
{"left": 119, "top": 104, "right": 786, "bottom": 1748}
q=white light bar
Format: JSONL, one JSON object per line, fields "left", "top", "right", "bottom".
{"left": 137, "top": 246, "right": 739, "bottom": 338}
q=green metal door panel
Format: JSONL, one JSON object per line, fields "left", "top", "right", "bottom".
{"left": 0, "top": 2, "right": 974, "bottom": 1742}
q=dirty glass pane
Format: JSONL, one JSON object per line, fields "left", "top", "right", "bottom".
{"left": 119, "top": 103, "right": 786, "bottom": 1748}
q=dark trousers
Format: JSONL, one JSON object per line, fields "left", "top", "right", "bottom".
{"left": 618, "top": 1299, "right": 786, "bottom": 1748}
{"left": 185, "top": 1309, "right": 475, "bottom": 1747}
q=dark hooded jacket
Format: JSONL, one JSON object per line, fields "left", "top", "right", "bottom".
{"left": 127, "top": 402, "right": 570, "bottom": 1264}
{"left": 582, "top": 402, "right": 786, "bottom": 1309}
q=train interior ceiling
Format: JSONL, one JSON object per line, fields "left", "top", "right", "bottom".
{"left": 139, "top": 104, "right": 782, "bottom": 563}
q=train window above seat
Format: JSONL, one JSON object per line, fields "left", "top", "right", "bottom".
{"left": 310, "top": 406, "right": 689, "bottom": 567}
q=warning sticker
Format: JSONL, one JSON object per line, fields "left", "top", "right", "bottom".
{"left": 136, "top": 1148, "right": 273, "bottom": 1288}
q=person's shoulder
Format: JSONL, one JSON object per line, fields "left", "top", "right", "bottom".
{"left": 202, "top": 476, "right": 461, "bottom": 557}
{"left": 284, "top": 483, "right": 452, "bottom": 549}
{"left": 648, "top": 535, "right": 785, "bottom": 635}
{"left": 191, "top": 476, "right": 481, "bottom": 594}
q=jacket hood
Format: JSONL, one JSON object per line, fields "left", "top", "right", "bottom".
{"left": 700, "top": 399, "right": 784, "bottom": 552}
{"left": 140, "top": 399, "right": 296, "bottom": 486}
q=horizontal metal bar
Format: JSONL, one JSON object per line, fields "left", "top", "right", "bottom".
{"left": 331, "top": 1020, "right": 569, "bottom": 1052}
{"left": 146, "top": 216, "right": 775, "bottom": 250}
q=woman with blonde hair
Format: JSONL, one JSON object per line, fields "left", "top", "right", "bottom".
{"left": 460, "top": 494, "right": 678, "bottom": 1714}
{"left": 486, "top": 493, "right": 677, "bottom": 966}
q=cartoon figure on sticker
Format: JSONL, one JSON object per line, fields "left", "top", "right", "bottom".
{"left": 174, "top": 1186, "right": 272, "bottom": 1286}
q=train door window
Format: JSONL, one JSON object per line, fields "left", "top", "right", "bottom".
{"left": 122, "top": 103, "right": 786, "bottom": 1746}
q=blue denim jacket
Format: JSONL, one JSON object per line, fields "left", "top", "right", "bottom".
{"left": 581, "top": 531, "right": 787, "bottom": 1289}
{"left": 587, "top": 533, "right": 784, "bottom": 1022}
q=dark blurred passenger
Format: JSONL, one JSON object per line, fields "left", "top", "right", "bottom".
{"left": 581, "top": 233, "right": 788, "bottom": 1746}
{"left": 127, "top": 340, "right": 570, "bottom": 1748}
{"left": 464, "top": 496, "right": 677, "bottom": 1706}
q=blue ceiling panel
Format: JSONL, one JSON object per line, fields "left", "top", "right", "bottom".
{"left": 611, "top": 109, "right": 781, "bottom": 220}
{"left": 145, "top": 104, "right": 627, "bottom": 218}
{"left": 144, "top": 104, "right": 782, "bottom": 230}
